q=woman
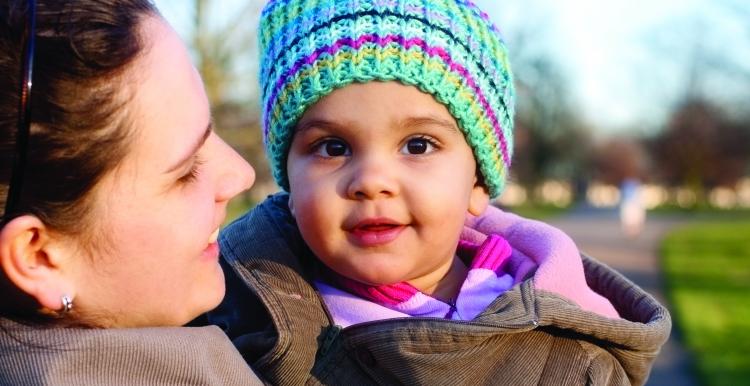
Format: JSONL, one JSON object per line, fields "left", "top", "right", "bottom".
{"left": 1, "top": 1, "right": 261, "bottom": 384}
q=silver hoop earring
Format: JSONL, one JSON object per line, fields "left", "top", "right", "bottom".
{"left": 60, "top": 295, "right": 73, "bottom": 314}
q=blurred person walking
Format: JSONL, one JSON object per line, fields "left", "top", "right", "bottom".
{"left": 620, "top": 178, "right": 646, "bottom": 237}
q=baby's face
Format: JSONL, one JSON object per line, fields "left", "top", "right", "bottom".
{"left": 287, "top": 81, "right": 489, "bottom": 290}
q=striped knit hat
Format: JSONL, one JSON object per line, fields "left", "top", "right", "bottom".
{"left": 259, "top": 0, "right": 515, "bottom": 198}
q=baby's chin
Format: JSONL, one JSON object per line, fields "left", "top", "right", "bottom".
{"left": 341, "top": 269, "right": 411, "bottom": 287}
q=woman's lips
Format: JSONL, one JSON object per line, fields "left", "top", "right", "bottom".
{"left": 201, "top": 226, "right": 221, "bottom": 261}
{"left": 201, "top": 241, "right": 220, "bottom": 262}
{"left": 347, "top": 219, "right": 406, "bottom": 246}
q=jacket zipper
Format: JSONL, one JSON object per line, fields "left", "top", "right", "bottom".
{"left": 446, "top": 297, "right": 459, "bottom": 319}
{"left": 317, "top": 325, "right": 342, "bottom": 357}
{"left": 314, "top": 289, "right": 342, "bottom": 359}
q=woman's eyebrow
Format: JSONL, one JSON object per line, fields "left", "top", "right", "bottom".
{"left": 165, "top": 121, "right": 212, "bottom": 173}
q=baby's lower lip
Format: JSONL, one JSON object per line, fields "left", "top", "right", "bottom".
{"left": 348, "top": 224, "right": 405, "bottom": 246}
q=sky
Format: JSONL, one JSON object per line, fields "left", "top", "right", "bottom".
{"left": 477, "top": 0, "right": 750, "bottom": 133}
{"left": 156, "top": 0, "right": 750, "bottom": 135}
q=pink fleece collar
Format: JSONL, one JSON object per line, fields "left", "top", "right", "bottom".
{"left": 318, "top": 235, "right": 516, "bottom": 326}
{"left": 317, "top": 207, "right": 620, "bottom": 328}
{"left": 463, "top": 206, "right": 620, "bottom": 319}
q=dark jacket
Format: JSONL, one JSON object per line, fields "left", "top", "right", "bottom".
{"left": 209, "top": 193, "right": 670, "bottom": 385}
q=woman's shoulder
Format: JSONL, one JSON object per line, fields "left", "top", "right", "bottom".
{"left": 0, "top": 318, "right": 263, "bottom": 385}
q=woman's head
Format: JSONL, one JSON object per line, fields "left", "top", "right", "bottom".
{"left": 1, "top": 0, "right": 155, "bottom": 239}
{"left": 258, "top": 0, "right": 515, "bottom": 199}
{"left": 0, "top": 1, "right": 255, "bottom": 327}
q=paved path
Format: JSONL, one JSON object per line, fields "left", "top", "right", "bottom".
{"left": 547, "top": 207, "right": 697, "bottom": 386}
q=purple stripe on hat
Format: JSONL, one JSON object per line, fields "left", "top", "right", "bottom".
{"left": 458, "top": 0, "right": 501, "bottom": 34}
{"left": 265, "top": 33, "right": 511, "bottom": 167}
{"left": 404, "top": 4, "right": 420, "bottom": 14}
{"left": 373, "top": 0, "right": 397, "bottom": 8}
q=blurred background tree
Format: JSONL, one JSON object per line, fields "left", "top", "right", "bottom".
{"left": 489, "top": 0, "right": 750, "bottom": 209}
{"left": 501, "top": 11, "right": 594, "bottom": 204}
{"left": 649, "top": 99, "right": 750, "bottom": 204}
{"left": 158, "top": 0, "right": 750, "bottom": 211}
{"left": 182, "top": 0, "right": 271, "bottom": 204}
{"left": 592, "top": 138, "right": 648, "bottom": 185}
{"left": 512, "top": 55, "right": 594, "bottom": 202}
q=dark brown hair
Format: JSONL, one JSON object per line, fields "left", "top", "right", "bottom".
{"left": 0, "top": 0, "right": 157, "bottom": 319}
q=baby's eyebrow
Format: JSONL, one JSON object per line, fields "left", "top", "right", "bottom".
{"left": 295, "top": 119, "right": 342, "bottom": 133}
{"left": 400, "top": 116, "right": 458, "bottom": 133}
{"left": 295, "top": 116, "right": 459, "bottom": 134}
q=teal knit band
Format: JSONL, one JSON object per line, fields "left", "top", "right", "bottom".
{"left": 259, "top": 0, "right": 515, "bottom": 198}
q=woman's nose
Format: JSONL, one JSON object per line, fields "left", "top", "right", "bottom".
{"left": 215, "top": 140, "right": 255, "bottom": 203}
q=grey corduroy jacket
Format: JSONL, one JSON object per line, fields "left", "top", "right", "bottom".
{"left": 0, "top": 317, "right": 263, "bottom": 385}
{"left": 209, "top": 193, "right": 671, "bottom": 386}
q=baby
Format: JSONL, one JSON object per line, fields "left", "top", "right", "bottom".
{"left": 208, "top": 1, "right": 671, "bottom": 385}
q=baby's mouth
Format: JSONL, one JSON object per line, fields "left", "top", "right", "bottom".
{"left": 356, "top": 223, "right": 401, "bottom": 232}
{"left": 350, "top": 217, "right": 403, "bottom": 232}
{"left": 347, "top": 218, "right": 406, "bottom": 246}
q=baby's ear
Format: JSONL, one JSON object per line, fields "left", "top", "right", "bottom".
{"left": 468, "top": 178, "right": 490, "bottom": 216}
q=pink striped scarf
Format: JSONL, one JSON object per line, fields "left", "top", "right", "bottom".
{"left": 317, "top": 234, "right": 515, "bottom": 327}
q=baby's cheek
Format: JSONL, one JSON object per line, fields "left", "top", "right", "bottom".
{"left": 295, "top": 202, "right": 336, "bottom": 253}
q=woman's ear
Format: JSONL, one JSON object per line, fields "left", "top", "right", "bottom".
{"left": 0, "top": 216, "right": 76, "bottom": 312}
{"left": 468, "top": 178, "right": 490, "bottom": 216}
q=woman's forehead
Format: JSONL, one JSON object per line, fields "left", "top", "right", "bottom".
{"left": 127, "top": 16, "right": 211, "bottom": 173}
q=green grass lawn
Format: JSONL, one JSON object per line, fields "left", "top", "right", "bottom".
{"left": 499, "top": 203, "right": 569, "bottom": 220}
{"left": 661, "top": 220, "right": 750, "bottom": 386}
{"left": 651, "top": 205, "right": 750, "bottom": 218}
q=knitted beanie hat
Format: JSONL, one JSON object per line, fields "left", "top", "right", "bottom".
{"left": 259, "top": 0, "right": 515, "bottom": 198}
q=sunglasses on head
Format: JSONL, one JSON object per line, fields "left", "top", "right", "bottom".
{"left": 3, "top": 0, "right": 36, "bottom": 221}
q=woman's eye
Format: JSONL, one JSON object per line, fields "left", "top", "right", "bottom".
{"left": 314, "top": 139, "right": 350, "bottom": 157}
{"left": 177, "top": 156, "right": 205, "bottom": 185}
{"left": 402, "top": 137, "right": 436, "bottom": 155}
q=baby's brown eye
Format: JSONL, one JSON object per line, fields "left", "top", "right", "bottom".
{"left": 406, "top": 138, "right": 428, "bottom": 154}
{"left": 314, "top": 138, "right": 350, "bottom": 157}
{"left": 403, "top": 137, "right": 437, "bottom": 155}
{"left": 325, "top": 140, "right": 348, "bottom": 156}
